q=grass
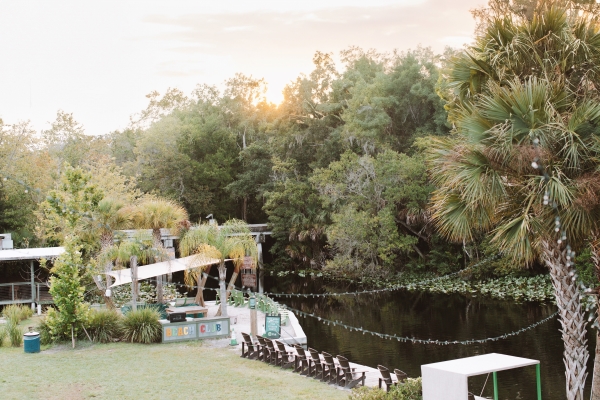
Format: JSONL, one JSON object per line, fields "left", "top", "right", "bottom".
{"left": 0, "top": 340, "right": 349, "bottom": 400}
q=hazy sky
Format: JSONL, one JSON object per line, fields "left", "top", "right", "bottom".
{"left": 0, "top": 0, "right": 485, "bottom": 136}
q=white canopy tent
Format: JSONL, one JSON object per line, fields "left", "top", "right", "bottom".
{"left": 107, "top": 255, "right": 222, "bottom": 288}
{"left": 421, "top": 353, "right": 541, "bottom": 400}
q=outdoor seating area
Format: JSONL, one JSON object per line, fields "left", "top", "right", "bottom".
{"left": 240, "top": 333, "right": 368, "bottom": 390}
{"left": 377, "top": 364, "right": 408, "bottom": 392}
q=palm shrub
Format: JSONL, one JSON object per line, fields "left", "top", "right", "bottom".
{"left": 121, "top": 308, "right": 161, "bottom": 344}
{"left": 86, "top": 309, "right": 122, "bottom": 343}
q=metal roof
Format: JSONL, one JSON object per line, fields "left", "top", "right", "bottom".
{"left": 0, "top": 247, "right": 65, "bottom": 262}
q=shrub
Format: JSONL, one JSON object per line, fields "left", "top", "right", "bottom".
{"left": 6, "top": 320, "right": 23, "bottom": 347}
{"left": 37, "top": 318, "right": 53, "bottom": 345}
{"left": 19, "top": 306, "right": 34, "bottom": 320}
{"left": 121, "top": 308, "right": 162, "bottom": 344}
{"left": 350, "top": 378, "right": 422, "bottom": 400}
{"left": 0, "top": 325, "right": 7, "bottom": 346}
{"left": 2, "top": 305, "right": 23, "bottom": 324}
{"left": 86, "top": 309, "right": 122, "bottom": 343}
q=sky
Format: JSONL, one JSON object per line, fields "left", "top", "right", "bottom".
{"left": 0, "top": 0, "right": 486, "bottom": 136}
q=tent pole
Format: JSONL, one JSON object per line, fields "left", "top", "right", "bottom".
{"left": 493, "top": 371, "right": 498, "bottom": 400}
{"left": 30, "top": 260, "right": 35, "bottom": 306}
{"left": 536, "top": 364, "right": 542, "bottom": 400}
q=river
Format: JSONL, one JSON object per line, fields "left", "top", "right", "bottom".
{"left": 268, "top": 276, "right": 594, "bottom": 400}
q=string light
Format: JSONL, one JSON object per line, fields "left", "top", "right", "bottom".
{"left": 141, "top": 273, "right": 559, "bottom": 345}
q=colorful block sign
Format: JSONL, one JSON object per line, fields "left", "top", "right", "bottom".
{"left": 161, "top": 317, "right": 230, "bottom": 343}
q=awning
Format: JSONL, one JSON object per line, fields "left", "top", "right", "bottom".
{"left": 107, "top": 255, "right": 221, "bottom": 287}
{"left": 0, "top": 247, "right": 65, "bottom": 262}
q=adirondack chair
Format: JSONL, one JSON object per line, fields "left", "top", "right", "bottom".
{"left": 336, "top": 355, "right": 367, "bottom": 389}
{"left": 321, "top": 352, "right": 340, "bottom": 384}
{"left": 241, "top": 332, "right": 261, "bottom": 360}
{"left": 377, "top": 365, "right": 397, "bottom": 392}
{"left": 264, "top": 338, "right": 278, "bottom": 366}
{"left": 394, "top": 368, "right": 408, "bottom": 383}
{"left": 293, "top": 345, "right": 310, "bottom": 376}
{"left": 274, "top": 340, "right": 295, "bottom": 369}
{"left": 308, "top": 348, "right": 324, "bottom": 380}
{"left": 256, "top": 335, "right": 272, "bottom": 364}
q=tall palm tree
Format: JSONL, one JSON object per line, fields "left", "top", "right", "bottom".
{"left": 179, "top": 219, "right": 257, "bottom": 317}
{"left": 132, "top": 198, "right": 188, "bottom": 302}
{"left": 97, "top": 234, "right": 162, "bottom": 309}
{"left": 430, "top": 5, "right": 600, "bottom": 399}
{"left": 91, "top": 198, "right": 133, "bottom": 308}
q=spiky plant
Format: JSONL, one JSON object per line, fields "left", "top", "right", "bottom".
{"left": 121, "top": 308, "right": 161, "bottom": 344}
{"left": 180, "top": 219, "right": 257, "bottom": 316}
{"left": 430, "top": 4, "right": 600, "bottom": 399}
{"left": 86, "top": 309, "right": 122, "bottom": 343}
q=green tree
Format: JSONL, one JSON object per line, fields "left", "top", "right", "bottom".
{"left": 47, "top": 236, "right": 89, "bottom": 347}
{"left": 429, "top": 4, "right": 600, "bottom": 398}
{"left": 37, "top": 165, "right": 104, "bottom": 256}
{"left": 179, "top": 220, "right": 257, "bottom": 317}
{"left": 312, "top": 150, "right": 430, "bottom": 276}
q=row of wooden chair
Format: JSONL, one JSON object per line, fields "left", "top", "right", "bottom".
{"left": 240, "top": 332, "right": 367, "bottom": 389}
{"left": 377, "top": 365, "right": 408, "bottom": 392}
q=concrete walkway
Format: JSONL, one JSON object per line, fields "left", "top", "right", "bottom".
{"left": 203, "top": 302, "right": 382, "bottom": 389}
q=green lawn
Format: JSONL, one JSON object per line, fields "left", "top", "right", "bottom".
{"left": 0, "top": 329, "right": 348, "bottom": 400}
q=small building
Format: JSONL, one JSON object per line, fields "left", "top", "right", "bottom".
{"left": 0, "top": 241, "right": 64, "bottom": 307}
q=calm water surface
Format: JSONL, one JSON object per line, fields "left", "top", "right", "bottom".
{"left": 268, "top": 277, "right": 594, "bottom": 400}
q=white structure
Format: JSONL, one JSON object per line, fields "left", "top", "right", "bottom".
{"left": 421, "top": 353, "right": 541, "bottom": 400}
{"left": 0, "top": 233, "right": 14, "bottom": 249}
{"left": 0, "top": 247, "right": 65, "bottom": 306}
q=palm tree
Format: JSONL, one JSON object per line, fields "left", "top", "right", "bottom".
{"left": 98, "top": 234, "right": 162, "bottom": 310}
{"left": 91, "top": 198, "right": 133, "bottom": 308}
{"left": 430, "top": 5, "right": 600, "bottom": 399}
{"left": 179, "top": 219, "right": 257, "bottom": 317}
{"left": 132, "top": 198, "right": 188, "bottom": 302}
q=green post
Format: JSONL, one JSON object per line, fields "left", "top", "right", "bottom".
{"left": 536, "top": 364, "right": 542, "bottom": 400}
{"left": 493, "top": 371, "right": 499, "bottom": 400}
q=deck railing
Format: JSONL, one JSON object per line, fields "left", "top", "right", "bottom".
{"left": 0, "top": 282, "right": 53, "bottom": 305}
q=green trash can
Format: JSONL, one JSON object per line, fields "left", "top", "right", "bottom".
{"left": 24, "top": 330, "right": 40, "bottom": 353}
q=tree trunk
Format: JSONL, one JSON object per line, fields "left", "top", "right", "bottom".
{"left": 152, "top": 228, "right": 164, "bottom": 303}
{"left": 130, "top": 255, "right": 138, "bottom": 312}
{"left": 593, "top": 329, "right": 600, "bottom": 400}
{"left": 194, "top": 265, "right": 212, "bottom": 307}
{"left": 225, "top": 267, "right": 240, "bottom": 302}
{"left": 218, "top": 262, "right": 227, "bottom": 317}
{"left": 590, "top": 237, "right": 600, "bottom": 400}
{"left": 541, "top": 240, "right": 588, "bottom": 400}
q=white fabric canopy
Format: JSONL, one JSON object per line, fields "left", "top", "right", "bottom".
{"left": 421, "top": 353, "right": 539, "bottom": 400}
{"left": 107, "top": 255, "right": 221, "bottom": 287}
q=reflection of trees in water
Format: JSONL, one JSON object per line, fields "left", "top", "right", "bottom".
{"left": 274, "top": 277, "right": 583, "bottom": 400}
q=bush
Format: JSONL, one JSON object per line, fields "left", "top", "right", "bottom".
{"left": 37, "top": 318, "right": 53, "bottom": 345}
{"left": 2, "top": 304, "right": 31, "bottom": 323}
{"left": 350, "top": 378, "right": 422, "bottom": 400}
{"left": 86, "top": 309, "right": 122, "bottom": 343}
{"left": 0, "top": 325, "right": 6, "bottom": 346}
{"left": 121, "top": 308, "right": 162, "bottom": 344}
{"left": 6, "top": 320, "right": 23, "bottom": 347}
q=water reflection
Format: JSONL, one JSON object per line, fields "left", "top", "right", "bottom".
{"left": 271, "top": 277, "right": 593, "bottom": 400}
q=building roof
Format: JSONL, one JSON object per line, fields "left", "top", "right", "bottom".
{"left": 0, "top": 247, "right": 65, "bottom": 262}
